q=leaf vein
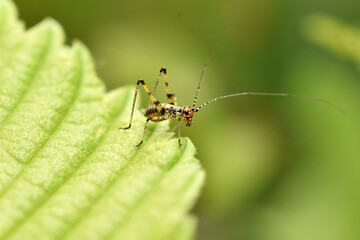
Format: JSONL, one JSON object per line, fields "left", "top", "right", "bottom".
{"left": 104, "top": 142, "right": 190, "bottom": 240}
{"left": 3, "top": 88, "right": 132, "bottom": 238}
{"left": 0, "top": 48, "right": 82, "bottom": 198}
{"left": 63, "top": 139, "right": 188, "bottom": 240}
{"left": 0, "top": 28, "right": 54, "bottom": 129}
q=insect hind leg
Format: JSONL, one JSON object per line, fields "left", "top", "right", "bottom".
{"left": 120, "top": 79, "right": 162, "bottom": 130}
{"left": 159, "top": 67, "right": 177, "bottom": 105}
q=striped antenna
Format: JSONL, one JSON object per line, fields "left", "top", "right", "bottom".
{"left": 192, "top": 19, "right": 231, "bottom": 108}
{"left": 192, "top": 51, "right": 213, "bottom": 108}
{"left": 195, "top": 92, "right": 346, "bottom": 114}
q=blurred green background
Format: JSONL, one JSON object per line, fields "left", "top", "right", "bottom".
{"left": 12, "top": 0, "right": 360, "bottom": 239}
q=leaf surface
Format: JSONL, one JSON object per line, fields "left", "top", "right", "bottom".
{"left": 0, "top": 1, "right": 205, "bottom": 239}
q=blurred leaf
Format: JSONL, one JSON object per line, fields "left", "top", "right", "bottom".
{"left": 248, "top": 12, "right": 360, "bottom": 240}
{"left": 0, "top": 1, "right": 204, "bottom": 239}
{"left": 303, "top": 13, "right": 360, "bottom": 64}
{"left": 254, "top": 51, "right": 360, "bottom": 240}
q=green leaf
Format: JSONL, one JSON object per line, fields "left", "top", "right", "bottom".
{"left": 0, "top": 1, "right": 205, "bottom": 239}
{"left": 303, "top": 13, "right": 360, "bottom": 64}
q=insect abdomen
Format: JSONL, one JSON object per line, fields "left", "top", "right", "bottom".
{"left": 145, "top": 106, "right": 159, "bottom": 117}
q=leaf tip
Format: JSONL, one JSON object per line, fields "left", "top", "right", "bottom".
{"left": 0, "top": 0, "right": 17, "bottom": 16}
{"left": 72, "top": 40, "right": 92, "bottom": 59}
{"left": 30, "top": 17, "right": 66, "bottom": 46}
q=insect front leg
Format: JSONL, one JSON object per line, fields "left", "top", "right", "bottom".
{"left": 120, "top": 79, "right": 162, "bottom": 130}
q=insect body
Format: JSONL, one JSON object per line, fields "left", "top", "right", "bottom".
{"left": 120, "top": 66, "right": 344, "bottom": 147}
{"left": 120, "top": 67, "right": 199, "bottom": 147}
{"left": 144, "top": 104, "right": 191, "bottom": 124}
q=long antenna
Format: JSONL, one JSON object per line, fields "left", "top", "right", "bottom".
{"left": 192, "top": 50, "right": 214, "bottom": 108}
{"left": 192, "top": 19, "right": 231, "bottom": 108}
{"left": 195, "top": 92, "right": 346, "bottom": 114}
